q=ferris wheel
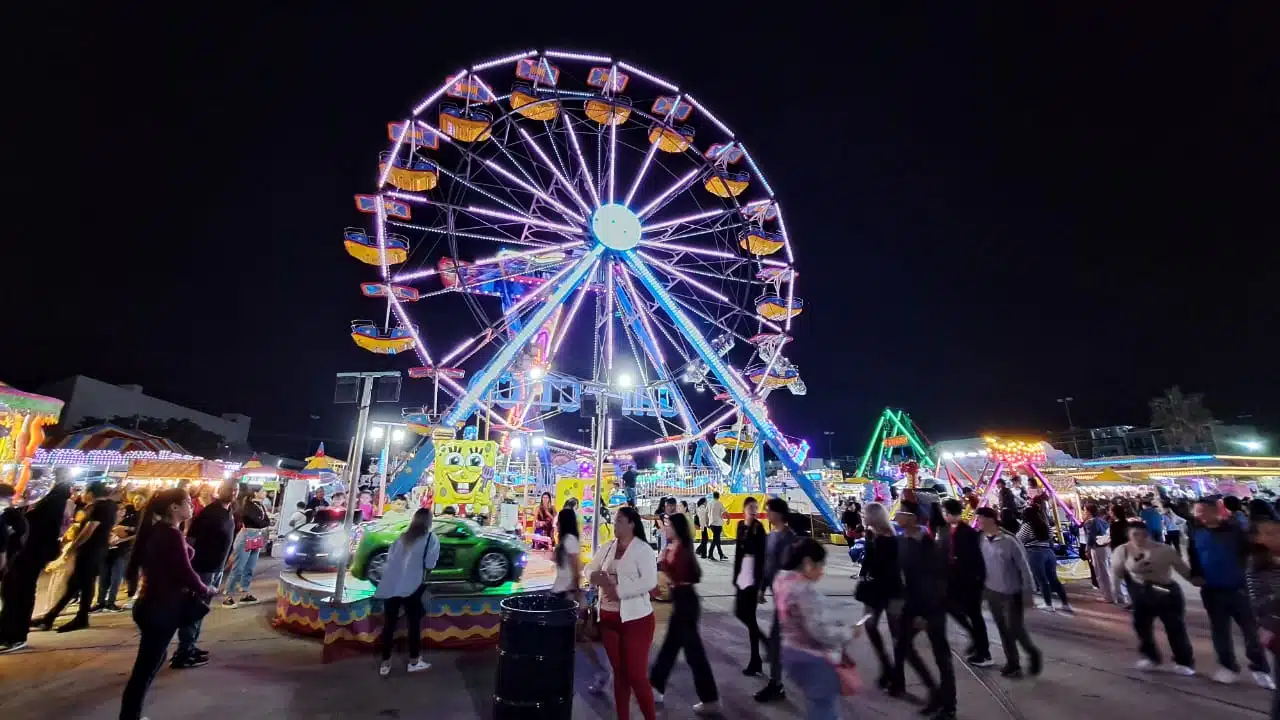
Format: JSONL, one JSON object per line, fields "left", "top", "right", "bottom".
{"left": 347, "top": 49, "right": 836, "bottom": 526}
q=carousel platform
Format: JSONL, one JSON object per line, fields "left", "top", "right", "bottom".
{"left": 273, "top": 554, "right": 555, "bottom": 662}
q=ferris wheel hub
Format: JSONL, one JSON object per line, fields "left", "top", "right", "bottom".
{"left": 590, "top": 203, "right": 642, "bottom": 251}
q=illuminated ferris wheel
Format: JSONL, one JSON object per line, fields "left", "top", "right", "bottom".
{"left": 346, "top": 49, "right": 833, "bottom": 523}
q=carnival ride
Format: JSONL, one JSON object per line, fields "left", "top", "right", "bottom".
{"left": 0, "top": 383, "right": 64, "bottom": 493}
{"left": 344, "top": 49, "right": 834, "bottom": 528}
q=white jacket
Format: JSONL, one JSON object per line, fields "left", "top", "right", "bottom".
{"left": 584, "top": 537, "right": 657, "bottom": 623}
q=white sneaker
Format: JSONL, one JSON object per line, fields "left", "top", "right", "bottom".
{"left": 407, "top": 659, "right": 431, "bottom": 673}
{"left": 1169, "top": 665, "right": 1196, "bottom": 677}
{"left": 1211, "top": 668, "right": 1238, "bottom": 684}
{"left": 652, "top": 687, "right": 665, "bottom": 703}
{"left": 378, "top": 661, "right": 391, "bottom": 678}
{"left": 693, "top": 700, "right": 722, "bottom": 716}
{"left": 1135, "top": 658, "right": 1157, "bottom": 672}
{"left": 1253, "top": 670, "right": 1275, "bottom": 690}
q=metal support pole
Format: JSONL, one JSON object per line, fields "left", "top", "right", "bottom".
{"left": 592, "top": 392, "right": 606, "bottom": 552}
{"left": 334, "top": 375, "right": 374, "bottom": 604}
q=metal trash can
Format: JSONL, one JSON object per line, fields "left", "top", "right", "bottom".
{"left": 493, "top": 593, "right": 578, "bottom": 719}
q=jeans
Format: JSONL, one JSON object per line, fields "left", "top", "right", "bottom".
{"left": 599, "top": 610, "right": 656, "bottom": 720}
{"left": 948, "top": 591, "right": 991, "bottom": 658}
{"left": 783, "top": 647, "right": 842, "bottom": 720}
{"left": 380, "top": 584, "right": 427, "bottom": 661}
{"left": 1026, "top": 546, "right": 1069, "bottom": 607}
{"left": 1089, "top": 546, "right": 1114, "bottom": 602}
{"left": 1132, "top": 582, "right": 1194, "bottom": 667}
{"left": 119, "top": 598, "right": 180, "bottom": 720}
{"left": 226, "top": 530, "right": 263, "bottom": 594}
{"left": 177, "top": 571, "right": 221, "bottom": 655}
{"left": 98, "top": 552, "right": 128, "bottom": 607}
{"left": 734, "top": 587, "right": 764, "bottom": 669}
{"left": 891, "top": 610, "right": 955, "bottom": 711}
{"left": 986, "top": 590, "right": 1040, "bottom": 670}
{"left": 650, "top": 586, "right": 719, "bottom": 702}
{"left": 709, "top": 525, "right": 726, "bottom": 560}
{"left": 767, "top": 607, "right": 783, "bottom": 684}
{"left": 1202, "top": 586, "right": 1270, "bottom": 673}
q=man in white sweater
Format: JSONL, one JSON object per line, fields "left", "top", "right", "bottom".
{"left": 707, "top": 492, "right": 728, "bottom": 561}
{"left": 976, "top": 507, "right": 1042, "bottom": 679}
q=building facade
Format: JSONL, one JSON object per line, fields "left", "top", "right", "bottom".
{"left": 37, "top": 375, "right": 252, "bottom": 450}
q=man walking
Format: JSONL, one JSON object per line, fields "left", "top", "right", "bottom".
{"left": 174, "top": 481, "right": 238, "bottom": 669}
{"left": 707, "top": 491, "right": 728, "bottom": 561}
{"left": 1188, "top": 496, "right": 1273, "bottom": 687}
{"left": 976, "top": 507, "right": 1042, "bottom": 679}
{"left": 890, "top": 500, "right": 956, "bottom": 720}
{"left": 754, "top": 497, "right": 795, "bottom": 703}
{"left": 941, "top": 499, "right": 991, "bottom": 666}
{"left": 1083, "top": 504, "right": 1113, "bottom": 602}
{"left": 36, "top": 481, "right": 116, "bottom": 633}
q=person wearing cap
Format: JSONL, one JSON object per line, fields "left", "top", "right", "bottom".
{"left": 1188, "top": 495, "right": 1273, "bottom": 687}
{"left": 889, "top": 499, "right": 955, "bottom": 720}
{"left": 975, "top": 506, "right": 1042, "bottom": 679}
{"left": 1109, "top": 519, "right": 1195, "bottom": 675}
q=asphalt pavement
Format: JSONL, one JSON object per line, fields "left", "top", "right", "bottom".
{"left": 0, "top": 553, "right": 1272, "bottom": 719}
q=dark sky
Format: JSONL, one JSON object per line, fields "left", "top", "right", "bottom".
{"left": 5, "top": 4, "right": 1277, "bottom": 459}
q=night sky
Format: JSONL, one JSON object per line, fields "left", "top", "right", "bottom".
{"left": 6, "top": 5, "right": 1278, "bottom": 459}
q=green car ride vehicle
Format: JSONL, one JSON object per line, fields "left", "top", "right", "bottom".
{"left": 351, "top": 514, "right": 528, "bottom": 588}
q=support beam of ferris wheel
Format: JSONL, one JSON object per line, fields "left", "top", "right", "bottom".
{"left": 517, "top": 126, "right": 592, "bottom": 215}
{"left": 562, "top": 114, "right": 600, "bottom": 207}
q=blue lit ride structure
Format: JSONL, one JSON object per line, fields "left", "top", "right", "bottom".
{"left": 353, "top": 50, "right": 836, "bottom": 527}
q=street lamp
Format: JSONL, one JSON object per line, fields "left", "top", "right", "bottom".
{"left": 823, "top": 430, "right": 835, "bottom": 463}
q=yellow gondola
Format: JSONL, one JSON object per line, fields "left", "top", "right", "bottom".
{"left": 510, "top": 84, "right": 559, "bottom": 121}
{"left": 715, "top": 427, "right": 756, "bottom": 451}
{"left": 744, "top": 365, "right": 799, "bottom": 389}
{"left": 585, "top": 96, "right": 631, "bottom": 126}
{"left": 704, "top": 170, "right": 750, "bottom": 198}
{"left": 756, "top": 295, "right": 804, "bottom": 321}
{"left": 379, "top": 152, "right": 438, "bottom": 192}
{"left": 647, "top": 124, "right": 694, "bottom": 153}
{"left": 350, "top": 321, "right": 416, "bottom": 355}
{"left": 739, "top": 228, "right": 785, "bottom": 255}
{"left": 344, "top": 229, "right": 408, "bottom": 266}
{"left": 439, "top": 105, "right": 492, "bottom": 143}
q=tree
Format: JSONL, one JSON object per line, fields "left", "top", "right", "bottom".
{"left": 1149, "top": 386, "right": 1217, "bottom": 452}
{"left": 67, "top": 415, "right": 229, "bottom": 459}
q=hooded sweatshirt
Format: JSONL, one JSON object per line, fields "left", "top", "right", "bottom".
{"left": 1188, "top": 520, "right": 1249, "bottom": 590}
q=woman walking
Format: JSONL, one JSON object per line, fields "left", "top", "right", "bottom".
{"left": 649, "top": 512, "right": 720, "bottom": 715}
{"left": 224, "top": 488, "right": 270, "bottom": 605}
{"left": 1016, "top": 506, "right": 1072, "bottom": 613}
{"left": 375, "top": 508, "right": 439, "bottom": 677}
{"left": 119, "top": 489, "right": 215, "bottom": 720}
{"left": 1248, "top": 512, "right": 1280, "bottom": 717}
{"left": 775, "top": 537, "right": 859, "bottom": 720}
{"left": 1110, "top": 519, "right": 1195, "bottom": 675}
{"left": 0, "top": 482, "right": 72, "bottom": 653}
{"left": 733, "top": 496, "right": 768, "bottom": 676}
{"left": 857, "top": 503, "right": 904, "bottom": 689}
{"left": 551, "top": 508, "right": 610, "bottom": 693}
{"left": 585, "top": 506, "right": 658, "bottom": 720}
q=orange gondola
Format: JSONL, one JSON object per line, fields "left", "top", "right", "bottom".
{"left": 704, "top": 170, "right": 750, "bottom": 198}
{"left": 439, "top": 105, "right": 492, "bottom": 142}
{"left": 648, "top": 124, "right": 695, "bottom": 153}
{"left": 585, "top": 96, "right": 631, "bottom": 126}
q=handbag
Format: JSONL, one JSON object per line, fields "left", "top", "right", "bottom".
{"left": 244, "top": 533, "right": 266, "bottom": 552}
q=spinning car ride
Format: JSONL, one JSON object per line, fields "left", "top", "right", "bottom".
{"left": 351, "top": 515, "right": 527, "bottom": 588}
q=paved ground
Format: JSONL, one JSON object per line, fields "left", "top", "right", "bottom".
{"left": 0, "top": 553, "right": 1273, "bottom": 719}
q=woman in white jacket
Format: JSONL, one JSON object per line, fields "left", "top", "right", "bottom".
{"left": 585, "top": 506, "right": 658, "bottom": 720}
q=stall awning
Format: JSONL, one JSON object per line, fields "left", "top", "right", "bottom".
{"left": 126, "top": 459, "right": 227, "bottom": 482}
{"left": 53, "top": 424, "right": 192, "bottom": 456}
{"left": 1076, "top": 468, "right": 1143, "bottom": 485}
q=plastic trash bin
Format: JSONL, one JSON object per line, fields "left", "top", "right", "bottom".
{"left": 493, "top": 593, "right": 578, "bottom": 719}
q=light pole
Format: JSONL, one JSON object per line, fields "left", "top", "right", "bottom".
{"left": 1056, "top": 397, "right": 1080, "bottom": 458}
{"left": 823, "top": 430, "right": 835, "bottom": 464}
{"left": 369, "top": 421, "right": 408, "bottom": 516}
{"left": 591, "top": 373, "right": 634, "bottom": 552}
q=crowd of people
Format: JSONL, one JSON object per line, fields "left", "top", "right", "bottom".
{"left": 0, "top": 476, "right": 278, "bottom": 718}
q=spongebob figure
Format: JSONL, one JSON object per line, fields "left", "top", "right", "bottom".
{"left": 432, "top": 438, "right": 499, "bottom": 518}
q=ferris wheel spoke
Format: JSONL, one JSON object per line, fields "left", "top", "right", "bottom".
{"left": 461, "top": 204, "right": 582, "bottom": 235}
{"left": 560, "top": 114, "right": 601, "bottom": 208}
{"left": 548, "top": 256, "right": 600, "bottom": 358}
{"left": 518, "top": 127, "right": 592, "bottom": 215}
{"left": 478, "top": 156, "right": 586, "bottom": 226}
{"left": 638, "top": 251, "right": 732, "bottom": 304}
{"left": 608, "top": 121, "right": 618, "bottom": 204}
{"left": 635, "top": 169, "right": 701, "bottom": 220}
{"left": 414, "top": 120, "right": 532, "bottom": 212}
{"left": 391, "top": 239, "right": 585, "bottom": 283}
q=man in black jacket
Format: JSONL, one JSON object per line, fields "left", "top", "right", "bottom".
{"left": 174, "top": 481, "right": 237, "bottom": 668}
{"left": 940, "top": 498, "right": 991, "bottom": 666}
{"left": 733, "top": 496, "right": 768, "bottom": 676}
{"left": 891, "top": 500, "right": 956, "bottom": 720}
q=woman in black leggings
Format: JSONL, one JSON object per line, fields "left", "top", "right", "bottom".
{"left": 373, "top": 509, "right": 440, "bottom": 677}
{"left": 858, "top": 503, "right": 904, "bottom": 689}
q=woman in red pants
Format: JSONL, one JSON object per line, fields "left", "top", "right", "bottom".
{"left": 586, "top": 506, "right": 658, "bottom": 720}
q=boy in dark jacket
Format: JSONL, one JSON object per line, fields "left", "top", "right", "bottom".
{"left": 891, "top": 500, "right": 956, "bottom": 720}
{"left": 941, "top": 499, "right": 990, "bottom": 666}
{"left": 1188, "top": 497, "right": 1273, "bottom": 687}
